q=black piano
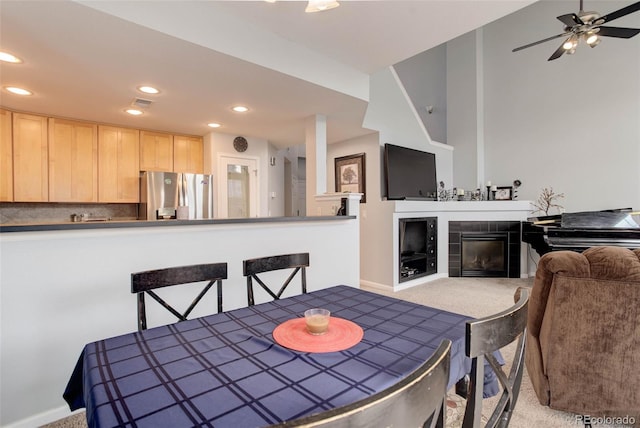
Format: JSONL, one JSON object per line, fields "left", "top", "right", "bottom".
{"left": 523, "top": 208, "right": 640, "bottom": 256}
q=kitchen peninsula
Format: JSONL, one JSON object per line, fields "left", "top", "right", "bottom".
{"left": 0, "top": 213, "right": 360, "bottom": 427}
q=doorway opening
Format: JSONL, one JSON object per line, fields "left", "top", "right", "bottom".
{"left": 218, "top": 155, "right": 259, "bottom": 218}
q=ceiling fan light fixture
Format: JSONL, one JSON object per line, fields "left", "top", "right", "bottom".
{"left": 585, "top": 33, "right": 599, "bottom": 45}
{"left": 305, "top": 0, "right": 339, "bottom": 13}
{"left": 563, "top": 35, "right": 578, "bottom": 50}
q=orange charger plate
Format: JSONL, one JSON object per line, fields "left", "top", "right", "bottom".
{"left": 273, "top": 317, "right": 364, "bottom": 353}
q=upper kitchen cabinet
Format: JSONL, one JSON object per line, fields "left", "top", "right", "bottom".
{"left": 13, "top": 113, "right": 48, "bottom": 202}
{"left": 0, "top": 109, "right": 13, "bottom": 201}
{"left": 140, "top": 130, "right": 173, "bottom": 172}
{"left": 98, "top": 125, "right": 140, "bottom": 203}
{"left": 174, "top": 135, "right": 203, "bottom": 174}
{"left": 49, "top": 118, "right": 98, "bottom": 202}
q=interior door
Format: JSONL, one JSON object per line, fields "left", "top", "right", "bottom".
{"left": 218, "top": 155, "right": 258, "bottom": 218}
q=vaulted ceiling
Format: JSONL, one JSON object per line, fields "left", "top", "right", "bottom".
{"left": 0, "top": 0, "right": 535, "bottom": 148}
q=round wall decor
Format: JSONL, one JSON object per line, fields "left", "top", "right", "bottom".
{"left": 233, "top": 136, "right": 248, "bottom": 152}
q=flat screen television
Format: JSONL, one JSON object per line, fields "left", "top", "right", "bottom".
{"left": 384, "top": 143, "right": 437, "bottom": 200}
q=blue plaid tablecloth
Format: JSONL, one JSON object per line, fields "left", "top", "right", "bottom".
{"left": 64, "top": 285, "right": 494, "bottom": 427}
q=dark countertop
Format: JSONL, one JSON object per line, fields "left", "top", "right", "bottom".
{"left": 0, "top": 215, "right": 356, "bottom": 233}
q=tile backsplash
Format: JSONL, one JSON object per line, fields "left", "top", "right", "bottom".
{"left": 0, "top": 203, "right": 138, "bottom": 224}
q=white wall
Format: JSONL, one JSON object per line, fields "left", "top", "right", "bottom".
{"left": 0, "top": 219, "right": 360, "bottom": 426}
{"left": 394, "top": 43, "right": 448, "bottom": 144}
{"left": 447, "top": 31, "right": 483, "bottom": 191}
{"left": 449, "top": 0, "right": 640, "bottom": 213}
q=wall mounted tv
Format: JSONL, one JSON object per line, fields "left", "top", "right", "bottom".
{"left": 384, "top": 143, "right": 437, "bottom": 200}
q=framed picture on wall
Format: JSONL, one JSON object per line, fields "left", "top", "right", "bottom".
{"left": 335, "top": 153, "right": 366, "bottom": 203}
{"left": 495, "top": 186, "right": 513, "bottom": 200}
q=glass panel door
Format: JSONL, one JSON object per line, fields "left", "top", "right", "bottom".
{"left": 227, "top": 164, "right": 250, "bottom": 218}
{"left": 218, "top": 155, "right": 258, "bottom": 218}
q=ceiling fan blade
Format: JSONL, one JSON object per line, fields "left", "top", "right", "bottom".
{"left": 597, "top": 26, "right": 640, "bottom": 38}
{"left": 557, "top": 13, "right": 583, "bottom": 27}
{"left": 513, "top": 33, "right": 569, "bottom": 52}
{"left": 598, "top": 1, "right": 640, "bottom": 24}
{"left": 548, "top": 41, "right": 569, "bottom": 61}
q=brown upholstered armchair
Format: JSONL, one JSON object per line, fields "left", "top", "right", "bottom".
{"left": 526, "top": 246, "right": 640, "bottom": 418}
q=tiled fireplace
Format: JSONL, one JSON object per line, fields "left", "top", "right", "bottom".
{"left": 448, "top": 221, "right": 521, "bottom": 278}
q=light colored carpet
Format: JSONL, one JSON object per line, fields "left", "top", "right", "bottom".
{"left": 43, "top": 277, "right": 628, "bottom": 427}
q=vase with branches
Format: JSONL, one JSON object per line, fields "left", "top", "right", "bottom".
{"left": 532, "top": 187, "right": 565, "bottom": 216}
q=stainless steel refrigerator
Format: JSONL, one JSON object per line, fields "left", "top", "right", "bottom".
{"left": 139, "top": 171, "right": 214, "bottom": 220}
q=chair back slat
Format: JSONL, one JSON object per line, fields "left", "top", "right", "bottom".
{"left": 131, "top": 262, "right": 228, "bottom": 331}
{"left": 270, "top": 339, "right": 451, "bottom": 428}
{"left": 465, "top": 292, "right": 528, "bottom": 358}
{"left": 132, "top": 263, "right": 228, "bottom": 292}
{"left": 244, "top": 253, "right": 309, "bottom": 275}
{"left": 243, "top": 253, "right": 309, "bottom": 306}
{"left": 462, "top": 288, "right": 529, "bottom": 428}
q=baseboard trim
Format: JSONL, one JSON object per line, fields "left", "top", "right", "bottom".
{"left": 393, "top": 273, "right": 447, "bottom": 291}
{"left": 360, "top": 274, "right": 448, "bottom": 292}
{"left": 359, "top": 279, "right": 393, "bottom": 291}
{"left": 3, "top": 405, "right": 82, "bottom": 428}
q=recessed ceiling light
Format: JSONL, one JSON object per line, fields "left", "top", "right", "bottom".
{"left": 0, "top": 52, "right": 22, "bottom": 63}
{"left": 5, "top": 86, "right": 32, "bottom": 96}
{"left": 138, "top": 86, "right": 159, "bottom": 94}
{"left": 125, "top": 108, "right": 143, "bottom": 116}
{"left": 207, "top": 123, "right": 222, "bottom": 128}
{"left": 232, "top": 106, "right": 249, "bottom": 113}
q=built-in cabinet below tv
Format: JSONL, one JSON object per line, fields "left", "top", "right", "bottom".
{"left": 399, "top": 217, "right": 437, "bottom": 282}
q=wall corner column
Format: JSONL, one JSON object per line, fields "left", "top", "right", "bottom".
{"left": 305, "top": 114, "right": 327, "bottom": 215}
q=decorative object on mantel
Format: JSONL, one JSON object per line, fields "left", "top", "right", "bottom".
{"left": 438, "top": 181, "right": 448, "bottom": 201}
{"left": 471, "top": 188, "right": 483, "bottom": 201}
{"left": 513, "top": 179, "right": 522, "bottom": 199}
{"left": 335, "top": 153, "right": 366, "bottom": 203}
{"left": 485, "top": 181, "right": 496, "bottom": 200}
{"left": 495, "top": 186, "right": 513, "bottom": 200}
{"left": 532, "top": 187, "right": 565, "bottom": 215}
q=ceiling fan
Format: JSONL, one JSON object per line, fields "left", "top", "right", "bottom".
{"left": 512, "top": 0, "right": 640, "bottom": 61}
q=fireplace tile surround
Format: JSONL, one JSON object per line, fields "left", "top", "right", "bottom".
{"left": 448, "top": 220, "right": 521, "bottom": 278}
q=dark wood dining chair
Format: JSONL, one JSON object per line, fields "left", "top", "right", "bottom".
{"left": 270, "top": 339, "right": 451, "bottom": 428}
{"left": 131, "top": 262, "right": 228, "bottom": 331}
{"left": 243, "top": 253, "right": 309, "bottom": 306}
{"left": 461, "top": 288, "right": 529, "bottom": 428}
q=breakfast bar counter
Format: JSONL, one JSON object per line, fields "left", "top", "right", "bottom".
{"left": 0, "top": 215, "right": 355, "bottom": 233}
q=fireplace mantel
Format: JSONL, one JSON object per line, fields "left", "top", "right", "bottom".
{"left": 393, "top": 200, "right": 532, "bottom": 215}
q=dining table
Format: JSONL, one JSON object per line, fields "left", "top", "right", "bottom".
{"left": 64, "top": 285, "right": 499, "bottom": 427}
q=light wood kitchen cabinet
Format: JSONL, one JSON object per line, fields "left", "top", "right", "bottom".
{"left": 173, "top": 135, "right": 203, "bottom": 173}
{"left": 0, "top": 109, "right": 13, "bottom": 201}
{"left": 13, "top": 113, "right": 48, "bottom": 202}
{"left": 140, "top": 131, "right": 173, "bottom": 172}
{"left": 48, "top": 118, "right": 98, "bottom": 202}
{"left": 98, "top": 125, "right": 140, "bottom": 203}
